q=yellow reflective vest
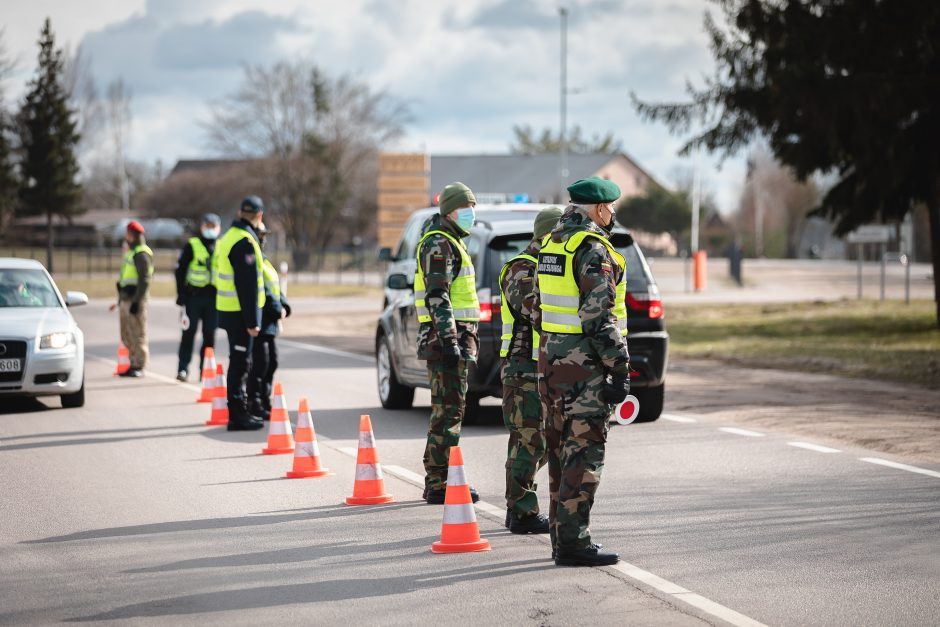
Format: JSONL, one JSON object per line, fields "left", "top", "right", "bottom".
{"left": 213, "top": 226, "right": 265, "bottom": 312}
{"left": 118, "top": 244, "right": 154, "bottom": 288}
{"left": 538, "top": 230, "right": 627, "bottom": 335}
{"left": 414, "top": 230, "right": 480, "bottom": 323}
{"left": 185, "top": 237, "right": 212, "bottom": 288}
{"left": 499, "top": 252, "right": 539, "bottom": 360}
{"left": 261, "top": 257, "right": 280, "bottom": 301}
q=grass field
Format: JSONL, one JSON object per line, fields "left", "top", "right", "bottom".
{"left": 667, "top": 299, "right": 940, "bottom": 389}
{"left": 53, "top": 277, "right": 381, "bottom": 300}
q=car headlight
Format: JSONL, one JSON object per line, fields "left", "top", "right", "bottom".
{"left": 40, "top": 332, "right": 73, "bottom": 349}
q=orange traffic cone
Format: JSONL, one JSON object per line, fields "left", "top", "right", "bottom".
{"left": 431, "top": 446, "right": 491, "bottom": 554}
{"left": 113, "top": 344, "right": 130, "bottom": 376}
{"left": 205, "top": 364, "right": 228, "bottom": 426}
{"left": 197, "top": 347, "right": 217, "bottom": 403}
{"left": 261, "top": 382, "right": 295, "bottom": 455}
{"left": 346, "top": 414, "right": 394, "bottom": 505}
{"left": 286, "top": 398, "right": 331, "bottom": 478}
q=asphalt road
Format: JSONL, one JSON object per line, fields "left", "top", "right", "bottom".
{"left": 2, "top": 299, "right": 938, "bottom": 626}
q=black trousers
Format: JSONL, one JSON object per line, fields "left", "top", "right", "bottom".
{"left": 247, "top": 334, "right": 278, "bottom": 417}
{"left": 176, "top": 293, "right": 218, "bottom": 375}
{"left": 222, "top": 323, "right": 254, "bottom": 416}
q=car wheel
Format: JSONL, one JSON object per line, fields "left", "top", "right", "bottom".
{"left": 376, "top": 335, "right": 414, "bottom": 409}
{"left": 61, "top": 376, "right": 85, "bottom": 408}
{"left": 633, "top": 384, "right": 663, "bottom": 423}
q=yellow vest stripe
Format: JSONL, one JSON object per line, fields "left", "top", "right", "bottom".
{"left": 213, "top": 226, "right": 265, "bottom": 312}
{"left": 118, "top": 244, "right": 154, "bottom": 287}
{"left": 414, "top": 229, "right": 480, "bottom": 323}
{"left": 498, "top": 252, "right": 539, "bottom": 360}
{"left": 186, "top": 237, "right": 212, "bottom": 287}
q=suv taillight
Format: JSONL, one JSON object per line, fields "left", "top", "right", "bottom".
{"left": 477, "top": 288, "right": 501, "bottom": 323}
{"left": 625, "top": 289, "right": 664, "bottom": 319}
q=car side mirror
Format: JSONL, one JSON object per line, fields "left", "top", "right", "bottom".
{"left": 65, "top": 291, "right": 88, "bottom": 307}
{"left": 378, "top": 247, "right": 395, "bottom": 262}
{"left": 386, "top": 273, "right": 411, "bottom": 290}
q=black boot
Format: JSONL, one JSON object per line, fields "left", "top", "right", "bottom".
{"left": 554, "top": 543, "right": 618, "bottom": 567}
{"left": 505, "top": 509, "right": 511, "bottom": 529}
{"left": 227, "top": 407, "right": 264, "bottom": 431}
{"left": 424, "top": 486, "right": 480, "bottom": 504}
{"left": 119, "top": 368, "right": 143, "bottom": 378}
{"left": 509, "top": 513, "right": 550, "bottom": 535}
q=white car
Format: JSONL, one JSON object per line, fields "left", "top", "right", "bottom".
{"left": 0, "top": 258, "right": 87, "bottom": 408}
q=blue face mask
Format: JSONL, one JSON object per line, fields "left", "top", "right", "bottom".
{"left": 455, "top": 207, "right": 475, "bottom": 233}
{"left": 201, "top": 227, "right": 220, "bottom": 240}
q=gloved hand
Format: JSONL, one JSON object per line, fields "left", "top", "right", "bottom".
{"left": 283, "top": 303, "right": 292, "bottom": 318}
{"left": 441, "top": 342, "right": 461, "bottom": 369}
{"left": 129, "top": 301, "right": 140, "bottom": 315}
{"left": 600, "top": 374, "right": 630, "bottom": 405}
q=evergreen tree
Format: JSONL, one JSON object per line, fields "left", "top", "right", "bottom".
{"left": 0, "top": 111, "right": 17, "bottom": 235}
{"left": 634, "top": 1, "right": 940, "bottom": 327}
{"left": 17, "top": 18, "right": 82, "bottom": 273}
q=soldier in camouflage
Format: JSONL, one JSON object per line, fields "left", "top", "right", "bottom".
{"left": 499, "top": 206, "right": 563, "bottom": 534}
{"left": 415, "top": 182, "right": 481, "bottom": 505}
{"left": 537, "top": 177, "right": 630, "bottom": 567}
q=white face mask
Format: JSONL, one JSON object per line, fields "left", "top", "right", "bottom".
{"left": 201, "top": 227, "right": 220, "bottom": 240}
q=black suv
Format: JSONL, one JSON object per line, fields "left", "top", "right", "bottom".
{"left": 375, "top": 205, "right": 669, "bottom": 422}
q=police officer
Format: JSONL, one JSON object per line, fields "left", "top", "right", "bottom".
{"left": 499, "top": 206, "right": 562, "bottom": 534}
{"left": 174, "top": 213, "right": 221, "bottom": 381}
{"left": 537, "top": 177, "right": 630, "bottom": 567}
{"left": 213, "top": 196, "right": 267, "bottom": 431}
{"left": 247, "top": 222, "right": 291, "bottom": 420}
{"left": 110, "top": 220, "right": 153, "bottom": 378}
{"left": 415, "top": 182, "right": 481, "bottom": 505}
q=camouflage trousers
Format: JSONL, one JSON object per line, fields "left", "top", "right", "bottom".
{"left": 119, "top": 299, "right": 149, "bottom": 370}
{"left": 423, "top": 359, "right": 468, "bottom": 491}
{"left": 540, "top": 334, "right": 613, "bottom": 550}
{"left": 502, "top": 375, "right": 546, "bottom": 518}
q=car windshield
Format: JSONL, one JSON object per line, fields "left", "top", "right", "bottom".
{"left": 0, "top": 268, "right": 60, "bottom": 308}
{"left": 489, "top": 233, "right": 652, "bottom": 292}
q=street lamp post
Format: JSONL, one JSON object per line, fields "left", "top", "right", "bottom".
{"left": 559, "top": 7, "right": 569, "bottom": 201}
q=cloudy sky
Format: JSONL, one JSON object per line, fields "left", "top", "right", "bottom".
{"left": 3, "top": 0, "right": 746, "bottom": 211}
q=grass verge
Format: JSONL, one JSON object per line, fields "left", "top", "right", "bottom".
{"left": 666, "top": 299, "right": 940, "bottom": 390}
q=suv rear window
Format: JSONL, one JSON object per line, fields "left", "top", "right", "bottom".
{"left": 489, "top": 233, "right": 653, "bottom": 293}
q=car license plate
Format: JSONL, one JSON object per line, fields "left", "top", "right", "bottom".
{"left": 0, "top": 358, "right": 22, "bottom": 372}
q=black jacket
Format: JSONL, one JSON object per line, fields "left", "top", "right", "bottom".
{"left": 174, "top": 235, "right": 217, "bottom": 302}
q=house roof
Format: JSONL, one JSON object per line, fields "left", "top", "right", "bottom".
{"left": 429, "top": 152, "right": 654, "bottom": 201}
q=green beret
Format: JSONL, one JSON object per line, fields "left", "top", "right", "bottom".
{"left": 566, "top": 176, "right": 621, "bottom": 204}
{"left": 533, "top": 206, "right": 563, "bottom": 239}
{"left": 439, "top": 182, "right": 476, "bottom": 215}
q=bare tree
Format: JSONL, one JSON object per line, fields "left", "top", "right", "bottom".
{"left": 62, "top": 43, "right": 104, "bottom": 159}
{"left": 139, "top": 161, "right": 265, "bottom": 222}
{"left": 204, "top": 61, "right": 408, "bottom": 269}
{"left": 105, "top": 78, "right": 132, "bottom": 208}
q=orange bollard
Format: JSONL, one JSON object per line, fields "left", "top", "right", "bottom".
{"left": 261, "top": 382, "right": 295, "bottom": 455}
{"left": 113, "top": 344, "right": 130, "bottom": 376}
{"left": 205, "top": 364, "right": 229, "bottom": 426}
{"left": 285, "top": 398, "right": 331, "bottom": 478}
{"left": 345, "top": 415, "right": 394, "bottom": 505}
{"left": 693, "top": 250, "right": 708, "bottom": 292}
{"left": 197, "top": 347, "right": 217, "bottom": 403}
{"left": 431, "top": 446, "right": 491, "bottom": 553}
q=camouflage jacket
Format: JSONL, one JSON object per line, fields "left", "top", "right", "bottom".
{"left": 500, "top": 238, "right": 542, "bottom": 380}
{"left": 537, "top": 204, "right": 630, "bottom": 377}
{"left": 416, "top": 214, "right": 479, "bottom": 363}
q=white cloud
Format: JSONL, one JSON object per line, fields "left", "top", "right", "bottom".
{"left": 1, "top": 0, "right": 746, "bottom": 212}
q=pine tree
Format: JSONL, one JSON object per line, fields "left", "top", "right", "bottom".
{"left": 17, "top": 18, "right": 82, "bottom": 273}
{"left": 0, "top": 112, "right": 16, "bottom": 235}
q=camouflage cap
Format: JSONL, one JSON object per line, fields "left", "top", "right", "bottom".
{"left": 567, "top": 176, "right": 621, "bottom": 204}
{"left": 533, "top": 206, "right": 563, "bottom": 239}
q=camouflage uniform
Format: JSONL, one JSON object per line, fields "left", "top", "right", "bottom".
{"left": 501, "top": 238, "right": 547, "bottom": 519}
{"left": 537, "top": 205, "right": 630, "bottom": 551}
{"left": 417, "top": 214, "right": 479, "bottom": 491}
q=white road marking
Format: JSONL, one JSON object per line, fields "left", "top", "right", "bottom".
{"left": 661, "top": 414, "right": 698, "bottom": 423}
{"left": 788, "top": 442, "right": 841, "bottom": 454}
{"left": 860, "top": 457, "right": 940, "bottom": 479}
{"left": 278, "top": 339, "right": 375, "bottom": 364}
{"left": 326, "top": 438, "right": 767, "bottom": 627}
{"left": 86, "top": 354, "right": 202, "bottom": 393}
{"left": 719, "top": 427, "right": 766, "bottom": 437}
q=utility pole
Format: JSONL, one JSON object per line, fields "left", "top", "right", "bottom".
{"left": 559, "top": 6, "right": 568, "bottom": 201}
{"left": 691, "top": 150, "right": 701, "bottom": 253}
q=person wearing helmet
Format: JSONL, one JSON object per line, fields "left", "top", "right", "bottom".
{"left": 246, "top": 222, "right": 291, "bottom": 420}
{"left": 174, "top": 213, "right": 221, "bottom": 381}
{"left": 212, "top": 195, "right": 267, "bottom": 431}
{"left": 109, "top": 220, "right": 153, "bottom": 377}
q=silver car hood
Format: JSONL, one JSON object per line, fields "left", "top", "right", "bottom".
{"left": 0, "top": 307, "right": 76, "bottom": 340}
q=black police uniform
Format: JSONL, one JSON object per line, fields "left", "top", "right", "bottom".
{"left": 175, "top": 235, "right": 218, "bottom": 377}
{"left": 247, "top": 261, "right": 291, "bottom": 419}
